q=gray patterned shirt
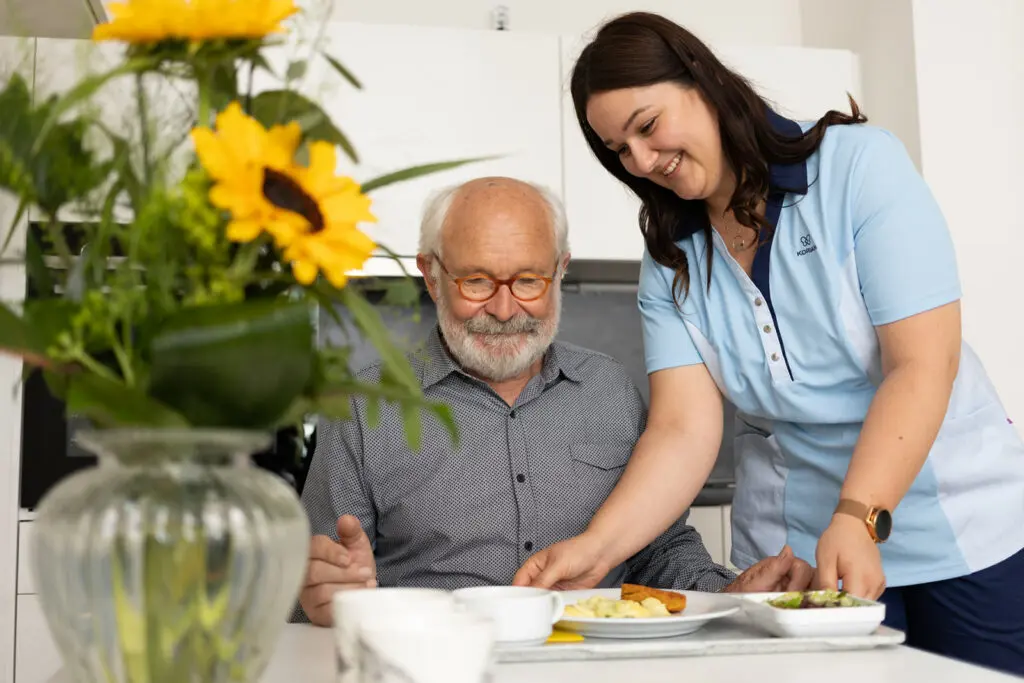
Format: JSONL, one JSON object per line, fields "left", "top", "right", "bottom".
{"left": 292, "top": 328, "right": 734, "bottom": 622}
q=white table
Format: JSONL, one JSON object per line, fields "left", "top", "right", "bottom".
{"left": 48, "top": 624, "right": 1020, "bottom": 683}
{"left": 260, "top": 625, "right": 1020, "bottom": 683}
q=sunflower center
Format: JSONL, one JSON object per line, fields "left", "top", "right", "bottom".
{"left": 262, "top": 168, "right": 325, "bottom": 232}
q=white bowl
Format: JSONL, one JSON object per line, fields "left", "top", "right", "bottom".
{"left": 739, "top": 591, "right": 887, "bottom": 638}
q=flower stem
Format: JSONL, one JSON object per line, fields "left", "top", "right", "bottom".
{"left": 196, "top": 69, "right": 211, "bottom": 128}
{"left": 135, "top": 73, "right": 152, "bottom": 188}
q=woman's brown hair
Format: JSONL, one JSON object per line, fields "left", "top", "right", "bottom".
{"left": 570, "top": 11, "right": 865, "bottom": 301}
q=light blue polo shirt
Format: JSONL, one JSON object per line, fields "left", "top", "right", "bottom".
{"left": 638, "top": 112, "right": 1024, "bottom": 587}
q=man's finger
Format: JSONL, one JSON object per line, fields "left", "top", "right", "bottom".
{"left": 305, "top": 558, "right": 374, "bottom": 587}
{"left": 302, "top": 582, "right": 369, "bottom": 612}
{"left": 336, "top": 515, "right": 371, "bottom": 551}
{"left": 310, "top": 535, "right": 351, "bottom": 567}
{"left": 785, "top": 561, "right": 816, "bottom": 591}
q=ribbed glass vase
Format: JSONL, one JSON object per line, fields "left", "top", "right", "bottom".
{"left": 31, "top": 428, "right": 311, "bottom": 683}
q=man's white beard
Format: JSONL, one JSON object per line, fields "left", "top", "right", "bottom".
{"left": 436, "top": 288, "right": 561, "bottom": 382}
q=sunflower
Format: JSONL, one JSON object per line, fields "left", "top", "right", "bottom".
{"left": 93, "top": 0, "right": 298, "bottom": 44}
{"left": 191, "top": 102, "right": 377, "bottom": 287}
{"left": 278, "top": 142, "right": 377, "bottom": 288}
{"left": 191, "top": 101, "right": 309, "bottom": 247}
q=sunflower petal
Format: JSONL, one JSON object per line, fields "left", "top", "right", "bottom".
{"left": 291, "top": 260, "right": 319, "bottom": 285}
{"left": 226, "top": 219, "right": 265, "bottom": 243}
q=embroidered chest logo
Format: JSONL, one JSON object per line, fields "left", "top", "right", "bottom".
{"left": 797, "top": 233, "right": 817, "bottom": 257}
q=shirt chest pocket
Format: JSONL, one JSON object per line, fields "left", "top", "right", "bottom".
{"left": 569, "top": 443, "right": 632, "bottom": 520}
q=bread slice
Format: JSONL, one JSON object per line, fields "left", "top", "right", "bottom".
{"left": 620, "top": 583, "right": 687, "bottom": 613}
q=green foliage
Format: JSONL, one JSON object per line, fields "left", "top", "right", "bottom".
{"left": 0, "top": 14, "right": 483, "bottom": 451}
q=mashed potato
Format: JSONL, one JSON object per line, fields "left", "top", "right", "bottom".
{"left": 562, "top": 595, "right": 671, "bottom": 619}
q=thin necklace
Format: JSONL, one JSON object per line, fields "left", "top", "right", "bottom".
{"left": 731, "top": 224, "right": 751, "bottom": 251}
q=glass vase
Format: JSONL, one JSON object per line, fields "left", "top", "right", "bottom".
{"left": 31, "top": 428, "right": 311, "bottom": 683}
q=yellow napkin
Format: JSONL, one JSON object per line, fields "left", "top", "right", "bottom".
{"left": 546, "top": 629, "right": 584, "bottom": 643}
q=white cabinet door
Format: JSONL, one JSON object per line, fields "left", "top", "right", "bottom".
{"left": 560, "top": 39, "right": 861, "bottom": 261}
{"left": 303, "top": 23, "right": 564, "bottom": 257}
{"left": 14, "top": 595, "right": 61, "bottom": 683}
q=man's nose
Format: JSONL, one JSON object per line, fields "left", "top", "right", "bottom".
{"left": 484, "top": 284, "right": 519, "bottom": 321}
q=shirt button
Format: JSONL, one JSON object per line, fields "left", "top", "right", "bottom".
{"left": 771, "top": 352, "right": 780, "bottom": 362}
{"left": 509, "top": 409, "right": 516, "bottom": 419}
{"left": 524, "top": 541, "right": 534, "bottom": 551}
{"left": 754, "top": 297, "right": 763, "bottom": 307}
{"left": 763, "top": 324, "right": 773, "bottom": 334}
{"left": 516, "top": 474, "right": 526, "bottom": 483}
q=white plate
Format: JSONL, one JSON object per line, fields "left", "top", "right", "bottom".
{"left": 554, "top": 589, "right": 741, "bottom": 639}
{"left": 739, "top": 592, "right": 887, "bottom": 638}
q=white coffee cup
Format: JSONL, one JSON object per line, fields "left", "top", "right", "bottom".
{"left": 332, "top": 587, "right": 456, "bottom": 683}
{"left": 358, "top": 609, "right": 495, "bottom": 683}
{"left": 452, "top": 586, "right": 564, "bottom": 644}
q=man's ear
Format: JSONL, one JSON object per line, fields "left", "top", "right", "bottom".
{"left": 417, "top": 253, "right": 440, "bottom": 303}
{"left": 559, "top": 251, "right": 572, "bottom": 276}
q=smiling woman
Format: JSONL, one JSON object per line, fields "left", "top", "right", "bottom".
{"left": 514, "top": 11, "right": 1024, "bottom": 678}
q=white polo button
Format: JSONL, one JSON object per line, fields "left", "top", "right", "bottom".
{"left": 754, "top": 297, "right": 763, "bottom": 307}
{"left": 771, "top": 353, "right": 780, "bottom": 362}
{"left": 763, "top": 324, "right": 773, "bottom": 334}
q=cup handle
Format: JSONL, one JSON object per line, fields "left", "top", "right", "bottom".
{"left": 550, "top": 591, "right": 565, "bottom": 624}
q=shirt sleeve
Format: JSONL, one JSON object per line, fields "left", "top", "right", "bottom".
{"left": 289, "top": 409, "right": 377, "bottom": 623}
{"left": 851, "top": 128, "right": 962, "bottom": 326}
{"left": 638, "top": 248, "right": 704, "bottom": 373}
{"left": 624, "top": 514, "right": 736, "bottom": 592}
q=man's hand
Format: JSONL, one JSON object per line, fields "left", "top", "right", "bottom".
{"left": 512, "top": 533, "right": 612, "bottom": 590}
{"left": 298, "top": 515, "right": 377, "bottom": 626}
{"left": 722, "top": 545, "right": 815, "bottom": 593}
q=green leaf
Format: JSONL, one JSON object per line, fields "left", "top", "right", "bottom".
{"left": 336, "top": 285, "right": 419, "bottom": 393}
{"left": 33, "top": 57, "right": 156, "bottom": 155}
{"left": 208, "top": 62, "right": 239, "bottom": 116}
{"left": 249, "top": 90, "right": 359, "bottom": 163}
{"left": 22, "top": 298, "right": 77, "bottom": 352}
{"left": 285, "top": 60, "right": 307, "bottom": 81}
{"left": 400, "top": 401, "right": 422, "bottom": 450}
{"left": 360, "top": 157, "right": 496, "bottom": 193}
{"left": 65, "top": 372, "right": 189, "bottom": 429}
{"left": 322, "top": 53, "right": 362, "bottom": 89}
{"left": 0, "top": 302, "right": 50, "bottom": 366}
{"left": 147, "top": 300, "right": 316, "bottom": 428}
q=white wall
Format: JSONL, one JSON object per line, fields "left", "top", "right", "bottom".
{"left": 800, "top": 0, "right": 922, "bottom": 169}
{"left": 912, "top": 0, "right": 1024, "bottom": 427}
{"left": 313, "top": 0, "right": 804, "bottom": 46}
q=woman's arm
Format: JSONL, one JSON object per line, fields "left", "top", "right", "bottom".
{"left": 840, "top": 301, "right": 961, "bottom": 510}
{"left": 511, "top": 362, "right": 724, "bottom": 589}
{"left": 584, "top": 362, "right": 724, "bottom": 568}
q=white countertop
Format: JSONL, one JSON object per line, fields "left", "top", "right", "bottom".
{"left": 46, "top": 623, "right": 1019, "bottom": 683}
{"left": 262, "top": 624, "right": 1016, "bottom": 683}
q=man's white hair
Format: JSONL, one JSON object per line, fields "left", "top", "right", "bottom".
{"left": 418, "top": 179, "right": 570, "bottom": 259}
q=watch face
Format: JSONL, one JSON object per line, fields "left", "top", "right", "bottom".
{"left": 875, "top": 509, "right": 893, "bottom": 541}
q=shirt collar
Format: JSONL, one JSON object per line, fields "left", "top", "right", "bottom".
{"left": 417, "top": 326, "right": 584, "bottom": 390}
{"left": 765, "top": 108, "right": 809, "bottom": 195}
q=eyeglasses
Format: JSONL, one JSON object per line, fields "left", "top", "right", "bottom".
{"left": 434, "top": 257, "right": 557, "bottom": 302}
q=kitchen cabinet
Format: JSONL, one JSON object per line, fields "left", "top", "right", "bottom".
{"left": 302, "top": 23, "right": 564, "bottom": 258}
{"left": 559, "top": 39, "right": 862, "bottom": 260}
{"left": 14, "top": 595, "right": 59, "bottom": 683}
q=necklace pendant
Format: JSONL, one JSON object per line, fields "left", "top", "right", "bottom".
{"left": 732, "top": 236, "right": 746, "bottom": 250}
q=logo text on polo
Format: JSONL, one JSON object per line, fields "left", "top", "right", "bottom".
{"left": 797, "top": 233, "right": 817, "bottom": 256}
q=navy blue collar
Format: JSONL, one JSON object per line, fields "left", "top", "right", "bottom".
{"left": 765, "top": 109, "right": 809, "bottom": 195}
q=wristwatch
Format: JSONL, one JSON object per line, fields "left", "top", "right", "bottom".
{"left": 834, "top": 499, "right": 892, "bottom": 543}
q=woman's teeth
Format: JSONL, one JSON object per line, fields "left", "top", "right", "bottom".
{"left": 661, "top": 153, "right": 682, "bottom": 177}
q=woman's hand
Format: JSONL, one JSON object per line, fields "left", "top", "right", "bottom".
{"left": 512, "top": 533, "right": 613, "bottom": 590}
{"left": 814, "top": 514, "right": 886, "bottom": 599}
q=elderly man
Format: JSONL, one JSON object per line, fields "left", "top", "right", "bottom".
{"left": 294, "top": 177, "right": 812, "bottom": 626}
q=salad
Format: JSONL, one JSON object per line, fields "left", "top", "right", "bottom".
{"left": 767, "top": 589, "right": 861, "bottom": 609}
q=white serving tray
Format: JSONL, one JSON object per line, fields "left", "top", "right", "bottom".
{"left": 493, "top": 612, "right": 905, "bottom": 663}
